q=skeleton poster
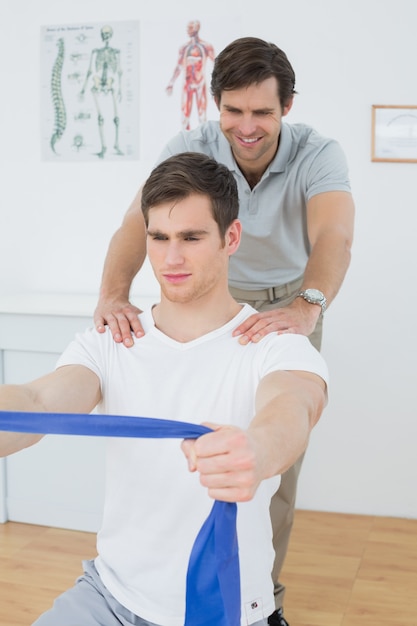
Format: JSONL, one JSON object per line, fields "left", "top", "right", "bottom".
{"left": 40, "top": 21, "right": 139, "bottom": 161}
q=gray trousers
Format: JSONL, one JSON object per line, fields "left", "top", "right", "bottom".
{"left": 33, "top": 559, "right": 268, "bottom": 626}
{"left": 229, "top": 278, "right": 323, "bottom": 609}
{"left": 32, "top": 560, "right": 160, "bottom": 626}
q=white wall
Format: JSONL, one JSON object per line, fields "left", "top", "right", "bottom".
{"left": 1, "top": 0, "right": 416, "bottom": 519}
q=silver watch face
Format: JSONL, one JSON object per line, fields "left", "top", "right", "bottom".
{"left": 304, "top": 288, "right": 323, "bottom": 302}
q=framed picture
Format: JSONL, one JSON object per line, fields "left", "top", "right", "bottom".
{"left": 371, "top": 105, "right": 417, "bottom": 162}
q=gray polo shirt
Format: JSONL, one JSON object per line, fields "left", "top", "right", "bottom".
{"left": 156, "top": 121, "right": 351, "bottom": 289}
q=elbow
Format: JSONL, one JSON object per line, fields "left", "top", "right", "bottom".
{"left": 0, "top": 433, "right": 43, "bottom": 458}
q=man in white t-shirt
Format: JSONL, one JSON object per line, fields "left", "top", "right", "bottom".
{"left": 0, "top": 153, "right": 327, "bottom": 626}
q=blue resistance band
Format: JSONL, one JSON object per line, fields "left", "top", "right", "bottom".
{"left": 0, "top": 410, "right": 241, "bottom": 626}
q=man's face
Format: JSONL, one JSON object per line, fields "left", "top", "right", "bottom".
{"left": 217, "top": 77, "right": 293, "bottom": 175}
{"left": 146, "top": 193, "right": 240, "bottom": 304}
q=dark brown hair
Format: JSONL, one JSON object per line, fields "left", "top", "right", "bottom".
{"left": 211, "top": 37, "right": 296, "bottom": 110}
{"left": 141, "top": 152, "right": 239, "bottom": 238}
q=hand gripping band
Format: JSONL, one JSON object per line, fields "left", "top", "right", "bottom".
{"left": 0, "top": 411, "right": 241, "bottom": 626}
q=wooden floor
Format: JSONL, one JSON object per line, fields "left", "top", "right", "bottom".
{"left": 0, "top": 510, "right": 416, "bottom": 626}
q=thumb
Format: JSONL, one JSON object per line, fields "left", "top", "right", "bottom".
{"left": 181, "top": 438, "right": 197, "bottom": 471}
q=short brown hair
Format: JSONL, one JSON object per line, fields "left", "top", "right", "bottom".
{"left": 211, "top": 37, "right": 296, "bottom": 110}
{"left": 141, "top": 152, "right": 239, "bottom": 239}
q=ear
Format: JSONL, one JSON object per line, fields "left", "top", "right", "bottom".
{"left": 282, "top": 95, "right": 294, "bottom": 117}
{"left": 226, "top": 219, "right": 242, "bottom": 256}
{"left": 214, "top": 96, "right": 220, "bottom": 111}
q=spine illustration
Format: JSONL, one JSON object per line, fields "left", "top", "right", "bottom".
{"left": 50, "top": 38, "right": 67, "bottom": 154}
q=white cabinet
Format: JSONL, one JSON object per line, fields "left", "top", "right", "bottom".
{"left": 0, "top": 295, "right": 106, "bottom": 531}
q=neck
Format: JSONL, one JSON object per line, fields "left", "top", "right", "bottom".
{"left": 232, "top": 136, "right": 281, "bottom": 189}
{"left": 152, "top": 293, "right": 242, "bottom": 343}
{"left": 234, "top": 156, "right": 270, "bottom": 190}
{"left": 243, "top": 168, "right": 264, "bottom": 189}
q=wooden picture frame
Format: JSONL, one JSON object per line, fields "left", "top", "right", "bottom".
{"left": 371, "top": 105, "right": 417, "bottom": 162}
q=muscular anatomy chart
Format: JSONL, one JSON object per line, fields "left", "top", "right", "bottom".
{"left": 166, "top": 21, "right": 215, "bottom": 130}
{"left": 41, "top": 21, "right": 139, "bottom": 161}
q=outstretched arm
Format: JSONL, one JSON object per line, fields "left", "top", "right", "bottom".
{"left": 166, "top": 46, "right": 185, "bottom": 94}
{"left": 94, "top": 186, "right": 147, "bottom": 347}
{"left": 234, "top": 190, "right": 355, "bottom": 343}
{"left": 181, "top": 369, "right": 327, "bottom": 502}
{"left": 0, "top": 365, "right": 101, "bottom": 457}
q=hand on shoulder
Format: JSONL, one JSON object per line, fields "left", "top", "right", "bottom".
{"left": 93, "top": 296, "right": 143, "bottom": 347}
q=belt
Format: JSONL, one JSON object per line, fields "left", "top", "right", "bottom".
{"left": 0, "top": 411, "right": 240, "bottom": 626}
{"left": 229, "top": 275, "right": 303, "bottom": 304}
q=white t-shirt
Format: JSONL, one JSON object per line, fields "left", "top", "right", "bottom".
{"left": 57, "top": 304, "right": 328, "bottom": 626}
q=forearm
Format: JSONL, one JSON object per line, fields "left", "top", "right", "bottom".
{"left": 0, "top": 385, "right": 45, "bottom": 456}
{"left": 181, "top": 371, "right": 326, "bottom": 503}
{"left": 99, "top": 191, "right": 147, "bottom": 302}
{"left": 167, "top": 65, "right": 181, "bottom": 87}
{"left": 301, "top": 230, "right": 352, "bottom": 307}
{"left": 0, "top": 367, "right": 101, "bottom": 457}
{"left": 250, "top": 371, "right": 327, "bottom": 478}
{"left": 99, "top": 226, "right": 146, "bottom": 301}
{"left": 304, "top": 190, "right": 355, "bottom": 307}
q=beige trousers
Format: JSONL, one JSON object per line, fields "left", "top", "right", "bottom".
{"left": 229, "top": 278, "right": 323, "bottom": 609}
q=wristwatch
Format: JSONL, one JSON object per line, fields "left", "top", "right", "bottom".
{"left": 297, "top": 289, "right": 327, "bottom": 314}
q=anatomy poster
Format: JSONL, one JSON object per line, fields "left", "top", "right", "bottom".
{"left": 164, "top": 20, "right": 216, "bottom": 132}
{"left": 139, "top": 18, "right": 242, "bottom": 165}
{"left": 40, "top": 21, "right": 139, "bottom": 161}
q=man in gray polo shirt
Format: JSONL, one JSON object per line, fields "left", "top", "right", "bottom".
{"left": 93, "top": 37, "right": 355, "bottom": 626}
